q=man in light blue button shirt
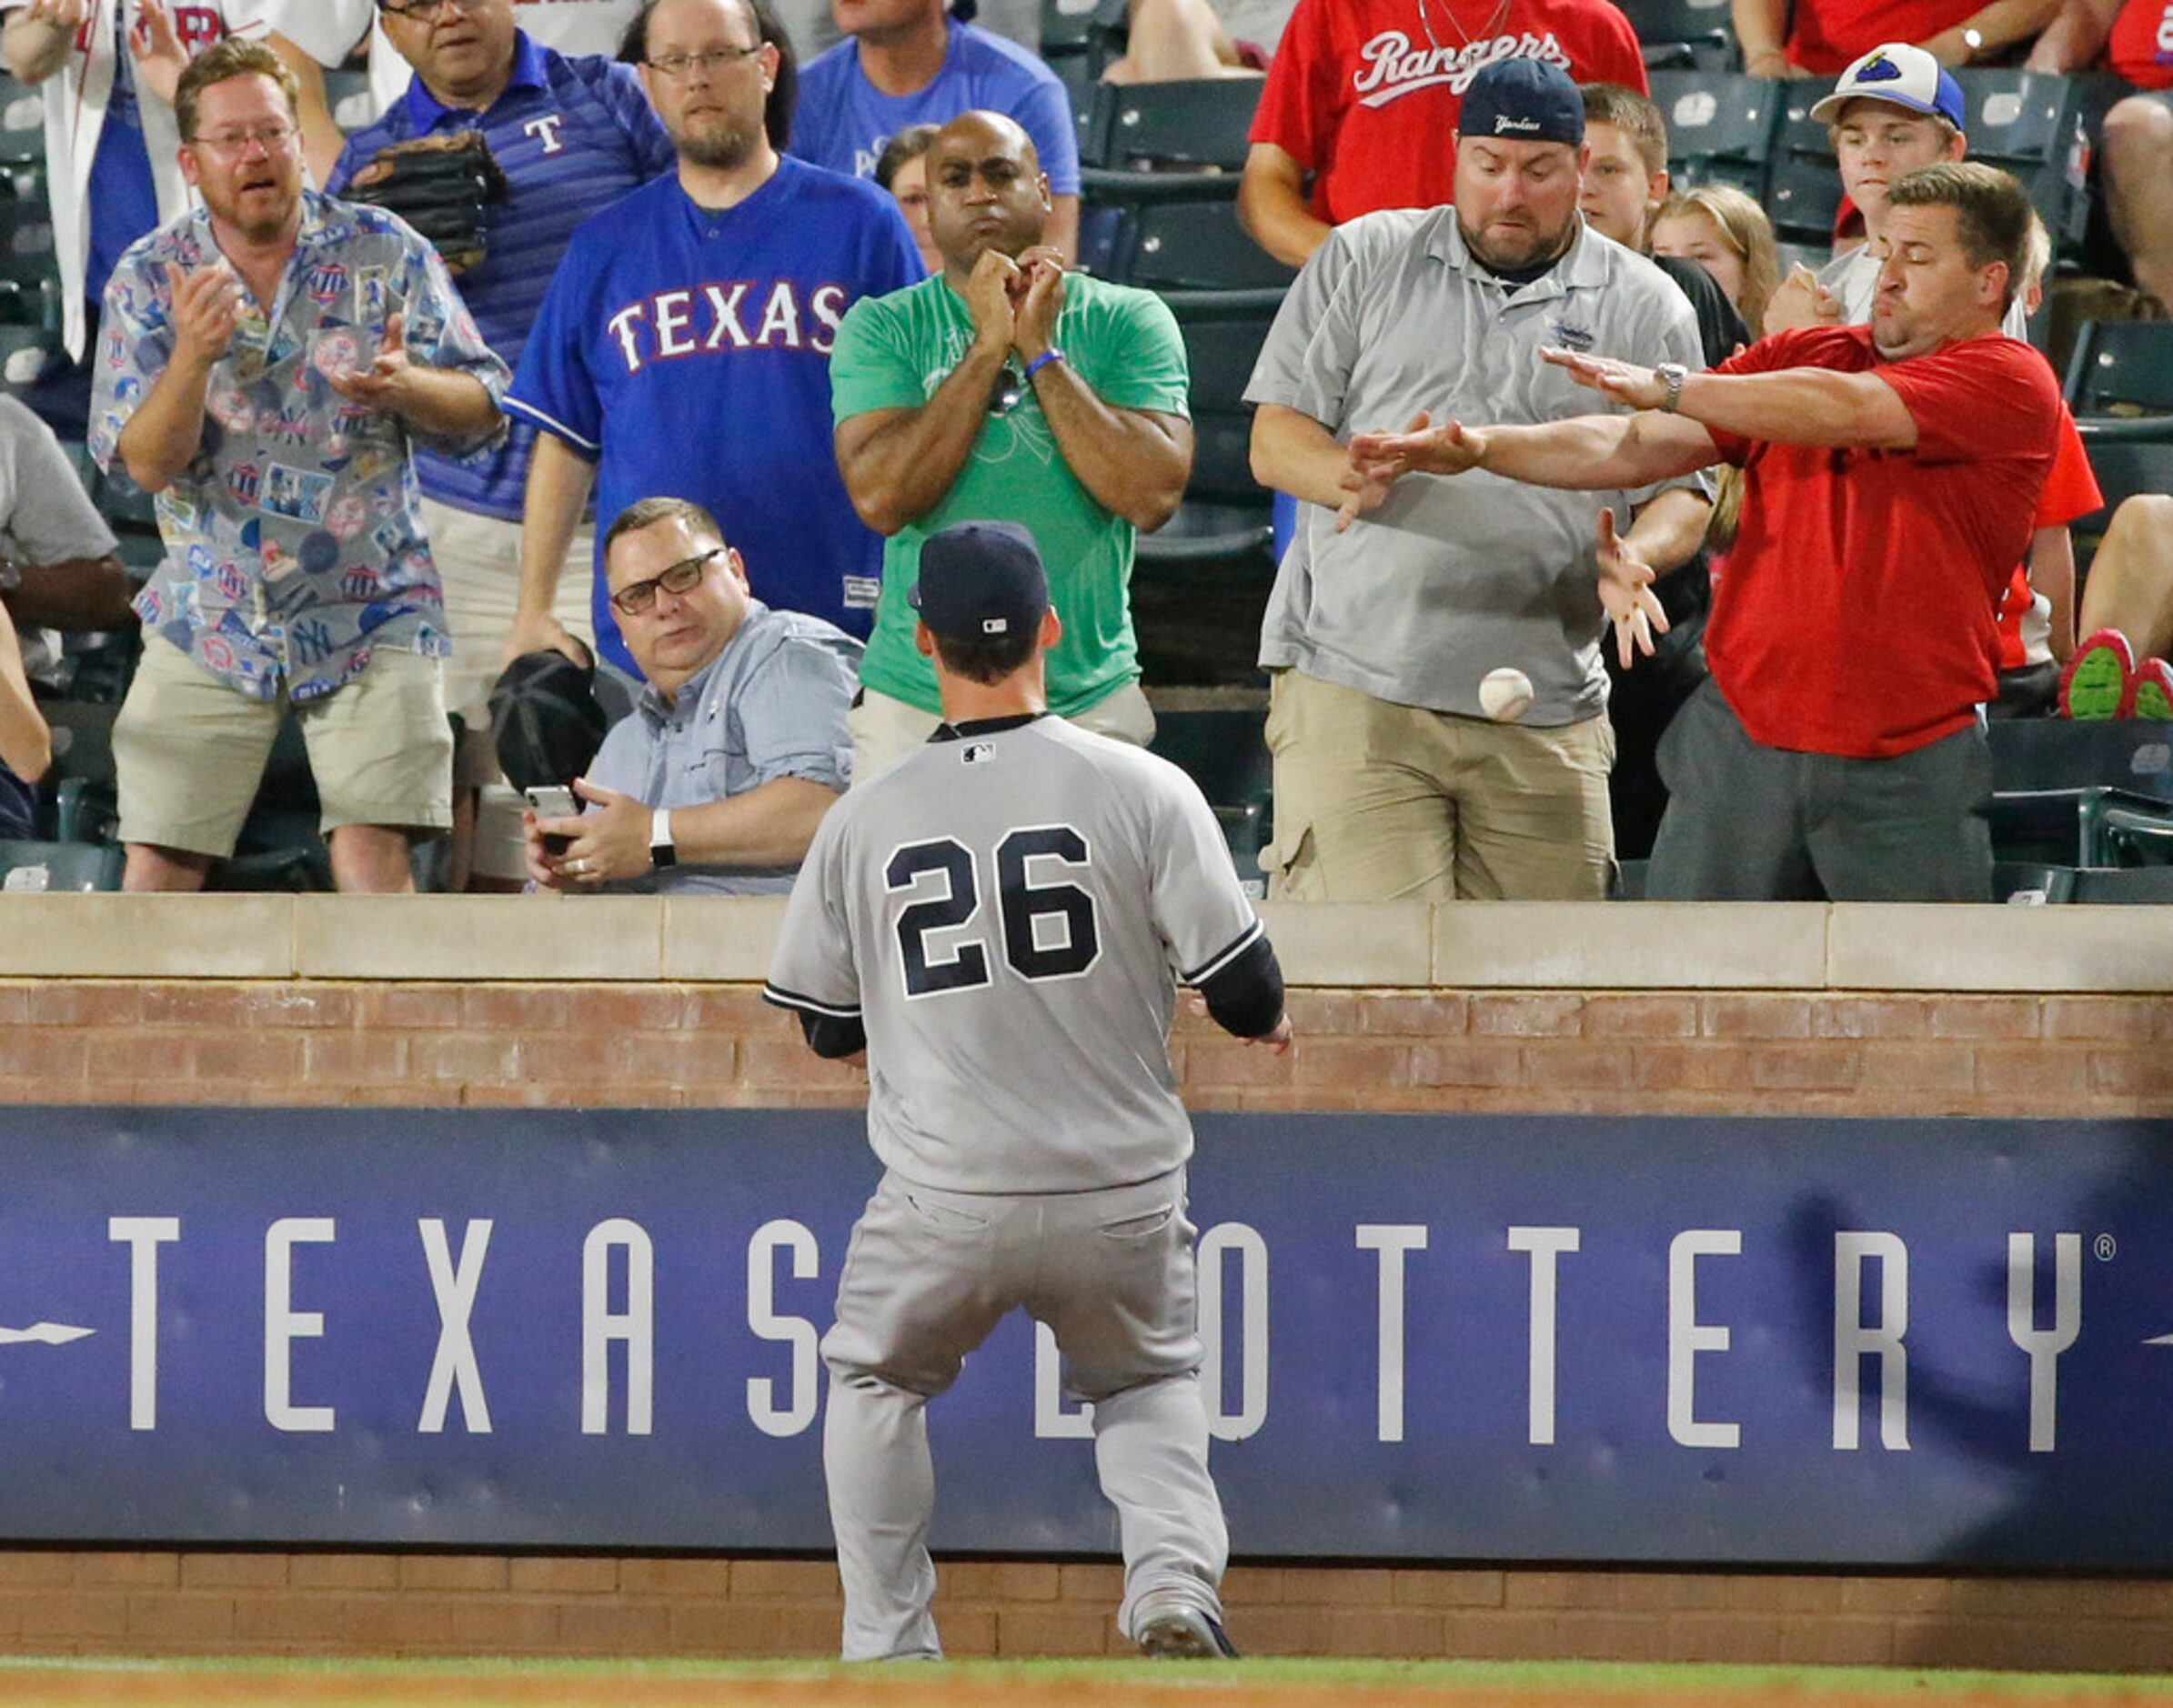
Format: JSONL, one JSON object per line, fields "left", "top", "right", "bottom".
{"left": 523, "top": 497, "right": 860, "bottom": 895}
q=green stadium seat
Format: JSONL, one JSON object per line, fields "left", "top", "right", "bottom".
{"left": 1082, "top": 176, "right": 1293, "bottom": 290}
{"left": 1081, "top": 77, "right": 1261, "bottom": 173}
{"left": 2066, "top": 864, "right": 2173, "bottom": 901}
{"left": 0, "top": 838, "right": 123, "bottom": 892}
{"left": 1619, "top": 0, "right": 1736, "bottom": 67}
{"left": 1952, "top": 69, "right": 2120, "bottom": 246}
{"left": 0, "top": 179, "right": 55, "bottom": 293}
{"left": 1650, "top": 73, "right": 1778, "bottom": 197}
{"left": 0, "top": 72, "right": 42, "bottom": 166}
{"left": 1146, "top": 706, "right": 1271, "bottom": 884}
{"left": 2064, "top": 319, "right": 2173, "bottom": 417}
{"left": 1986, "top": 715, "right": 2173, "bottom": 802}
{"left": 1988, "top": 784, "right": 2173, "bottom": 867}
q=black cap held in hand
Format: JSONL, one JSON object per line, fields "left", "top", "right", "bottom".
{"left": 488, "top": 648, "right": 610, "bottom": 792}
{"left": 910, "top": 520, "right": 1050, "bottom": 641}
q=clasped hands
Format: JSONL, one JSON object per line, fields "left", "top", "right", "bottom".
{"left": 961, "top": 244, "right": 1069, "bottom": 362}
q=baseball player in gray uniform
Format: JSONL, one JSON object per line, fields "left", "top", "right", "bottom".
{"left": 764, "top": 519, "right": 1293, "bottom": 1663}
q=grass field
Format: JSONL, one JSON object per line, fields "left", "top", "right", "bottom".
{"left": 3, "top": 1658, "right": 2173, "bottom": 1706}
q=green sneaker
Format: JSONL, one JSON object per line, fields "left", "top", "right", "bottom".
{"left": 2059, "top": 629, "right": 2136, "bottom": 719}
{"left": 2133, "top": 658, "right": 2173, "bottom": 720}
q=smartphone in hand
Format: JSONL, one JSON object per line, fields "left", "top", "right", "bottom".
{"left": 524, "top": 785, "right": 579, "bottom": 856}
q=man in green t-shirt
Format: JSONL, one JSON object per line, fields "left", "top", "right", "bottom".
{"left": 830, "top": 110, "right": 1194, "bottom": 781}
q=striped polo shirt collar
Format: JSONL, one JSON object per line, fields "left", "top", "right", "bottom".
{"left": 401, "top": 28, "right": 552, "bottom": 131}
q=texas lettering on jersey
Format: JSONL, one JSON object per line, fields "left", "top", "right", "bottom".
{"left": 603, "top": 280, "right": 851, "bottom": 373}
{"left": 1353, "top": 29, "right": 1574, "bottom": 106}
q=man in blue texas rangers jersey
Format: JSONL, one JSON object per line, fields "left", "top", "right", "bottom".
{"left": 766, "top": 519, "right": 1291, "bottom": 1664}
{"left": 504, "top": 0, "right": 923, "bottom": 679}
{"left": 327, "top": 0, "right": 673, "bottom": 886}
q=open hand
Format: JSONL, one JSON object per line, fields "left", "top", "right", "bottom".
{"left": 327, "top": 312, "right": 417, "bottom": 416}
{"left": 128, "top": 0, "right": 187, "bottom": 106}
{"left": 1595, "top": 507, "right": 1670, "bottom": 668}
{"left": 1542, "top": 347, "right": 1668, "bottom": 410}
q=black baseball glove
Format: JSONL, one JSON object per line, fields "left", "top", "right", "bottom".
{"left": 341, "top": 129, "right": 509, "bottom": 276}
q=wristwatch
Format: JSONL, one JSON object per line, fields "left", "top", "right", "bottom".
{"left": 1655, "top": 362, "right": 1688, "bottom": 415}
{"left": 649, "top": 808, "right": 677, "bottom": 870}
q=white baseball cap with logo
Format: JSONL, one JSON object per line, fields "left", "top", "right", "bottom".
{"left": 1808, "top": 42, "right": 1967, "bottom": 129}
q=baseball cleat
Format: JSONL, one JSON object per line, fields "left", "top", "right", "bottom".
{"left": 1134, "top": 1603, "right": 1240, "bottom": 1659}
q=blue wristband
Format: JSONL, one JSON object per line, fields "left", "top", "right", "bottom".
{"left": 1024, "top": 347, "right": 1067, "bottom": 380}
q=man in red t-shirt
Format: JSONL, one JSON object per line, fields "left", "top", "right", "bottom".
{"left": 1735, "top": 0, "right": 2059, "bottom": 75}
{"left": 2025, "top": 0, "right": 2173, "bottom": 308}
{"left": 1234, "top": 0, "right": 1646, "bottom": 266}
{"left": 1341, "top": 161, "right": 2060, "bottom": 900}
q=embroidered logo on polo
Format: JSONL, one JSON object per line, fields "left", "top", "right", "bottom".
{"left": 1352, "top": 32, "right": 1573, "bottom": 108}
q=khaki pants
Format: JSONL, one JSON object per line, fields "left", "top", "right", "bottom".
{"left": 417, "top": 497, "right": 599, "bottom": 880}
{"left": 849, "top": 678, "right": 1157, "bottom": 787}
{"left": 1264, "top": 668, "right": 1615, "bottom": 901}
{"left": 115, "top": 636, "right": 453, "bottom": 859}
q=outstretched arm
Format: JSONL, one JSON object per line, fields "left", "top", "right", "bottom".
{"left": 1345, "top": 407, "right": 1720, "bottom": 498}
{"left": 1544, "top": 347, "right": 1918, "bottom": 450}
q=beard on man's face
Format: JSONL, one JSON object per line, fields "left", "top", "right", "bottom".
{"left": 1458, "top": 208, "right": 1576, "bottom": 274}
{"left": 673, "top": 111, "right": 761, "bottom": 170}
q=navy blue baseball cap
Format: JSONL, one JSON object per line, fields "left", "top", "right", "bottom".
{"left": 1457, "top": 58, "right": 1584, "bottom": 146}
{"left": 910, "top": 520, "right": 1050, "bottom": 640}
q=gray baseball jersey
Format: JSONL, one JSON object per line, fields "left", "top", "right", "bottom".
{"left": 764, "top": 713, "right": 1262, "bottom": 1194}
{"left": 1246, "top": 210, "right": 1708, "bottom": 725}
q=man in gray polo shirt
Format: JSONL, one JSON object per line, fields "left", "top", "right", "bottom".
{"left": 522, "top": 497, "right": 860, "bottom": 894}
{"left": 1246, "top": 56, "right": 1711, "bottom": 902}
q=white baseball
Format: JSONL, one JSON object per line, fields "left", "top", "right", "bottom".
{"left": 1478, "top": 667, "right": 1534, "bottom": 723}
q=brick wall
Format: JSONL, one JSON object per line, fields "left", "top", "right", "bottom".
{"left": 3, "top": 977, "right": 2170, "bottom": 1666}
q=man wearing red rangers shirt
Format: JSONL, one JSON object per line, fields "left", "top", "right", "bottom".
{"left": 2026, "top": 0, "right": 2173, "bottom": 310}
{"left": 1235, "top": 0, "right": 1645, "bottom": 265}
{"left": 1343, "top": 162, "right": 2060, "bottom": 901}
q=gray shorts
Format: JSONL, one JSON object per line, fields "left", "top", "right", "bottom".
{"left": 1648, "top": 678, "right": 1993, "bottom": 902}
{"left": 821, "top": 1167, "right": 1202, "bottom": 1406}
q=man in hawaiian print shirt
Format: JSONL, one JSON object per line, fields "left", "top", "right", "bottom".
{"left": 90, "top": 36, "right": 508, "bottom": 893}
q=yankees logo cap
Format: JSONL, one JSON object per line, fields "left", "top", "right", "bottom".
{"left": 910, "top": 520, "right": 1050, "bottom": 639}
{"left": 1809, "top": 44, "right": 1966, "bottom": 128}
{"left": 1455, "top": 58, "right": 1584, "bottom": 147}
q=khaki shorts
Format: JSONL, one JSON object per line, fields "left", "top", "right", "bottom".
{"left": 417, "top": 497, "right": 598, "bottom": 879}
{"left": 114, "top": 636, "right": 455, "bottom": 859}
{"left": 849, "top": 678, "right": 1157, "bottom": 787}
{"left": 1264, "top": 668, "right": 1615, "bottom": 901}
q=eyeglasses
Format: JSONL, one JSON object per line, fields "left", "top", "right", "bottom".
{"left": 190, "top": 122, "right": 300, "bottom": 156}
{"left": 988, "top": 362, "right": 1024, "bottom": 416}
{"left": 378, "top": 0, "right": 487, "bottom": 18}
{"left": 610, "top": 548, "right": 719, "bottom": 617}
{"left": 643, "top": 45, "right": 765, "bottom": 79}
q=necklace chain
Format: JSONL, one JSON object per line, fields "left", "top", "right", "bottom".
{"left": 1413, "top": 0, "right": 1517, "bottom": 53}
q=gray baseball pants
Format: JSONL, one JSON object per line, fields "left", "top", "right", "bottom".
{"left": 820, "top": 1165, "right": 1229, "bottom": 1661}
